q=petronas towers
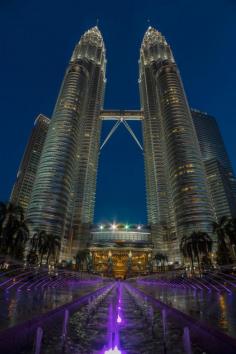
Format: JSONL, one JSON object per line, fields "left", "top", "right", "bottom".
{"left": 14, "top": 25, "right": 230, "bottom": 262}
{"left": 140, "top": 28, "right": 214, "bottom": 261}
{"left": 27, "top": 27, "right": 106, "bottom": 259}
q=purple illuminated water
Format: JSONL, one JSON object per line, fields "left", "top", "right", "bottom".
{"left": 1, "top": 271, "right": 236, "bottom": 353}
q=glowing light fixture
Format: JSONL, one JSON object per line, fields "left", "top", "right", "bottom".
{"left": 100, "top": 225, "right": 104, "bottom": 230}
{"left": 125, "top": 224, "right": 129, "bottom": 230}
{"left": 111, "top": 223, "right": 117, "bottom": 230}
{"left": 104, "top": 346, "right": 122, "bottom": 354}
{"left": 117, "top": 314, "right": 122, "bottom": 323}
{"left": 137, "top": 225, "right": 141, "bottom": 230}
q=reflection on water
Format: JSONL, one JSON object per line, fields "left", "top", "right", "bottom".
{"left": 135, "top": 281, "right": 236, "bottom": 338}
{"left": 0, "top": 281, "right": 104, "bottom": 331}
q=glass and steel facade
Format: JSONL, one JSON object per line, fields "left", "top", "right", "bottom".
{"left": 10, "top": 114, "right": 50, "bottom": 211}
{"left": 139, "top": 27, "right": 214, "bottom": 261}
{"left": 27, "top": 27, "right": 106, "bottom": 260}
{"left": 23, "top": 26, "right": 221, "bottom": 264}
{"left": 192, "top": 109, "right": 236, "bottom": 219}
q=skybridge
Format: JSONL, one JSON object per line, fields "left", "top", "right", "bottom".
{"left": 99, "top": 109, "right": 144, "bottom": 151}
{"left": 100, "top": 109, "right": 143, "bottom": 121}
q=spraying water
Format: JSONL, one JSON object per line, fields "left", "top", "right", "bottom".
{"left": 35, "top": 327, "right": 43, "bottom": 354}
{"left": 183, "top": 326, "right": 192, "bottom": 354}
{"left": 103, "top": 284, "right": 124, "bottom": 354}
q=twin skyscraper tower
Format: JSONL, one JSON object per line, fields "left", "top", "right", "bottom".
{"left": 13, "top": 26, "right": 235, "bottom": 262}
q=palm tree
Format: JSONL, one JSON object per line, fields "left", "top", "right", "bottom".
{"left": 27, "top": 230, "right": 44, "bottom": 265}
{"left": 44, "top": 233, "right": 61, "bottom": 265}
{"left": 180, "top": 232, "right": 212, "bottom": 274}
{"left": 33, "top": 231, "right": 60, "bottom": 266}
{"left": 225, "top": 218, "right": 236, "bottom": 257}
{"left": 29, "top": 231, "right": 40, "bottom": 253}
{"left": 12, "top": 216, "right": 29, "bottom": 259}
{"left": 154, "top": 253, "right": 168, "bottom": 271}
{"left": 27, "top": 250, "right": 38, "bottom": 265}
{"left": 190, "top": 231, "right": 213, "bottom": 273}
{"left": 213, "top": 216, "right": 232, "bottom": 265}
{"left": 180, "top": 235, "right": 195, "bottom": 273}
{"left": 107, "top": 256, "right": 113, "bottom": 275}
{"left": 75, "top": 249, "right": 89, "bottom": 271}
{"left": 34, "top": 230, "right": 47, "bottom": 265}
{"left": 0, "top": 202, "right": 7, "bottom": 235}
{"left": 0, "top": 201, "right": 26, "bottom": 258}
{"left": 86, "top": 252, "right": 93, "bottom": 272}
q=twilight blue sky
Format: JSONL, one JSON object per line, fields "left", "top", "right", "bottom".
{"left": 0, "top": 0, "right": 236, "bottom": 224}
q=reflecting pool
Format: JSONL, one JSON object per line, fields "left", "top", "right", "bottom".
{"left": 0, "top": 280, "right": 106, "bottom": 330}
{"left": 134, "top": 280, "right": 236, "bottom": 339}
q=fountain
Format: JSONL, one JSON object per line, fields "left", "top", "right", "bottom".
{"left": 183, "top": 326, "right": 192, "bottom": 354}
{"left": 162, "top": 308, "right": 167, "bottom": 339}
{"left": 34, "top": 326, "right": 43, "bottom": 354}
{"left": 162, "top": 308, "right": 167, "bottom": 353}
{"left": 103, "top": 284, "right": 124, "bottom": 354}
{"left": 62, "top": 309, "right": 69, "bottom": 341}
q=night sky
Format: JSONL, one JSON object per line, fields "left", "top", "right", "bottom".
{"left": 0, "top": 0, "right": 236, "bottom": 225}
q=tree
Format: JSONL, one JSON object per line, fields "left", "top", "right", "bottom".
{"left": 147, "top": 256, "right": 153, "bottom": 273}
{"left": 0, "top": 202, "right": 27, "bottom": 259}
{"left": 0, "top": 202, "right": 7, "bottom": 236}
{"left": 27, "top": 250, "right": 38, "bottom": 265}
{"left": 107, "top": 256, "right": 113, "bottom": 275}
{"left": 190, "top": 231, "right": 213, "bottom": 273}
{"left": 75, "top": 249, "right": 89, "bottom": 271}
{"left": 28, "top": 230, "right": 47, "bottom": 265}
{"left": 180, "top": 235, "right": 195, "bottom": 273}
{"left": 225, "top": 218, "right": 236, "bottom": 257}
{"left": 180, "top": 232, "right": 213, "bottom": 274}
{"left": 86, "top": 252, "right": 93, "bottom": 272}
{"left": 154, "top": 253, "right": 168, "bottom": 271}
{"left": 201, "top": 254, "right": 213, "bottom": 271}
{"left": 213, "top": 216, "right": 232, "bottom": 265}
{"left": 11, "top": 216, "right": 29, "bottom": 259}
{"left": 44, "top": 233, "right": 61, "bottom": 265}
{"left": 30, "top": 231, "right": 60, "bottom": 266}
{"left": 35, "top": 231, "right": 47, "bottom": 265}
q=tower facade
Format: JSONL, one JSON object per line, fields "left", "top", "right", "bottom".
{"left": 22, "top": 26, "right": 219, "bottom": 265}
{"left": 11, "top": 114, "right": 50, "bottom": 210}
{"left": 192, "top": 109, "right": 236, "bottom": 219}
{"left": 139, "top": 27, "right": 214, "bottom": 260}
{"left": 27, "top": 27, "right": 106, "bottom": 260}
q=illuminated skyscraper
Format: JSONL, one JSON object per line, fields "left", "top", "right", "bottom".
{"left": 23, "top": 26, "right": 219, "bottom": 264}
{"left": 139, "top": 27, "right": 214, "bottom": 259}
{"left": 10, "top": 114, "right": 50, "bottom": 210}
{"left": 192, "top": 109, "right": 236, "bottom": 219}
{"left": 27, "top": 27, "right": 106, "bottom": 259}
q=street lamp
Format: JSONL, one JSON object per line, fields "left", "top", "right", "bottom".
{"left": 111, "top": 223, "right": 117, "bottom": 230}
